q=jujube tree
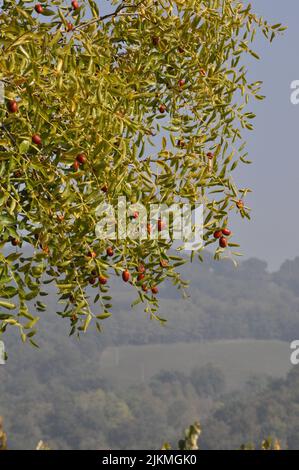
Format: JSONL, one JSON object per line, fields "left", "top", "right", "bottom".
{"left": 0, "top": 0, "right": 284, "bottom": 342}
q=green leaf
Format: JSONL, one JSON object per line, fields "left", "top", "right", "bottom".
{"left": 96, "top": 312, "right": 112, "bottom": 320}
{"left": 19, "top": 140, "right": 30, "bottom": 154}
{"left": 0, "top": 300, "right": 16, "bottom": 310}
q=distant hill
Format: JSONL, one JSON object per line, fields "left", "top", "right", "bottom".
{"left": 1, "top": 254, "right": 299, "bottom": 449}
{"left": 201, "top": 366, "right": 299, "bottom": 450}
{"left": 3, "top": 252, "right": 299, "bottom": 350}
{"left": 85, "top": 252, "right": 299, "bottom": 344}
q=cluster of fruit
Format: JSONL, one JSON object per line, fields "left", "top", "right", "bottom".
{"left": 73, "top": 153, "right": 87, "bottom": 171}
{"left": 34, "top": 3, "right": 76, "bottom": 31}
{"left": 34, "top": 1, "right": 79, "bottom": 15}
{"left": 7, "top": 98, "right": 91, "bottom": 173}
{"left": 5, "top": 10, "right": 240, "bottom": 304}
{"left": 158, "top": 79, "right": 187, "bottom": 114}
{"left": 7, "top": 99, "right": 42, "bottom": 146}
{"left": 213, "top": 228, "right": 231, "bottom": 248}
{"left": 6, "top": 91, "right": 165, "bottom": 295}
{"left": 89, "top": 251, "right": 159, "bottom": 296}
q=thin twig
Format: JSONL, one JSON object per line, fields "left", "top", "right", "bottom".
{"left": 1, "top": 124, "right": 17, "bottom": 146}
{"left": 73, "top": 1, "right": 145, "bottom": 31}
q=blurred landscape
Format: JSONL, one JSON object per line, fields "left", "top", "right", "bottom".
{"left": 1, "top": 253, "right": 299, "bottom": 449}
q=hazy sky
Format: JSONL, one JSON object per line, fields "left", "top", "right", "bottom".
{"left": 231, "top": 0, "right": 298, "bottom": 270}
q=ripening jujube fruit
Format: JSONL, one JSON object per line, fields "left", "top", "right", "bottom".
{"left": 138, "top": 264, "right": 145, "bottom": 274}
{"left": 214, "top": 230, "right": 222, "bottom": 239}
{"left": 219, "top": 237, "right": 228, "bottom": 248}
{"left": 158, "top": 219, "right": 166, "bottom": 232}
{"left": 122, "top": 270, "right": 130, "bottom": 282}
{"left": 71, "top": 0, "right": 79, "bottom": 10}
{"left": 35, "top": 4, "right": 43, "bottom": 14}
{"left": 98, "top": 275, "right": 107, "bottom": 285}
{"left": 222, "top": 228, "right": 231, "bottom": 237}
{"left": 106, "top": 247, "right": 114, "bottom": 257}
{"left": 76, "top": 153, "right": 86, "bottom": 164}
{"left": 73, "top": 160, "right": 80, "bottom": 171}
{"left": 177, "top": 139, "right": 186, "bottom": 148}
{"left": 160, "top": 260, "right": 168, "bottom": 268}
{"left": 7, "top": 100, "right": 18, "bottom": 113}
{"left": 32, "top": 134, "right": 42, "bottom": 146}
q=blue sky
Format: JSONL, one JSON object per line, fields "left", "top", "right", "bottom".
{"left": 231, "top": 0, "right": 298, "bottom": 269}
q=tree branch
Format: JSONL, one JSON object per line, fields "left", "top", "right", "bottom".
{"left": 73, "top": 1, "right": 145, "bottom": 31}
{"left": 1, "top": 124, "right": 17, "bottom": 146}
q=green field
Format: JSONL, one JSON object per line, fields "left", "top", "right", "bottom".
{"left": 99, "top": 339, "right": 292, "bottom": 390}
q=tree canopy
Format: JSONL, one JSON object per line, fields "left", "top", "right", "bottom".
{"left": 0, "top": 0, "right": 284, "bottom": 342}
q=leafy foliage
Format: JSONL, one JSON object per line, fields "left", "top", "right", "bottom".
{"left": 164, "top": 422, "right": 281, "bottom": 450}
{"left": 0, "top": 414, "right": 283, "bottom": 450}
{"left": 0, "top": 0, "right": 284, "bottom": 340}
{"left": 0, "top": 417, "right": 7, "bottom": 450}
{"left": 162, "top": 422, "right": 201, "bottom": 450}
